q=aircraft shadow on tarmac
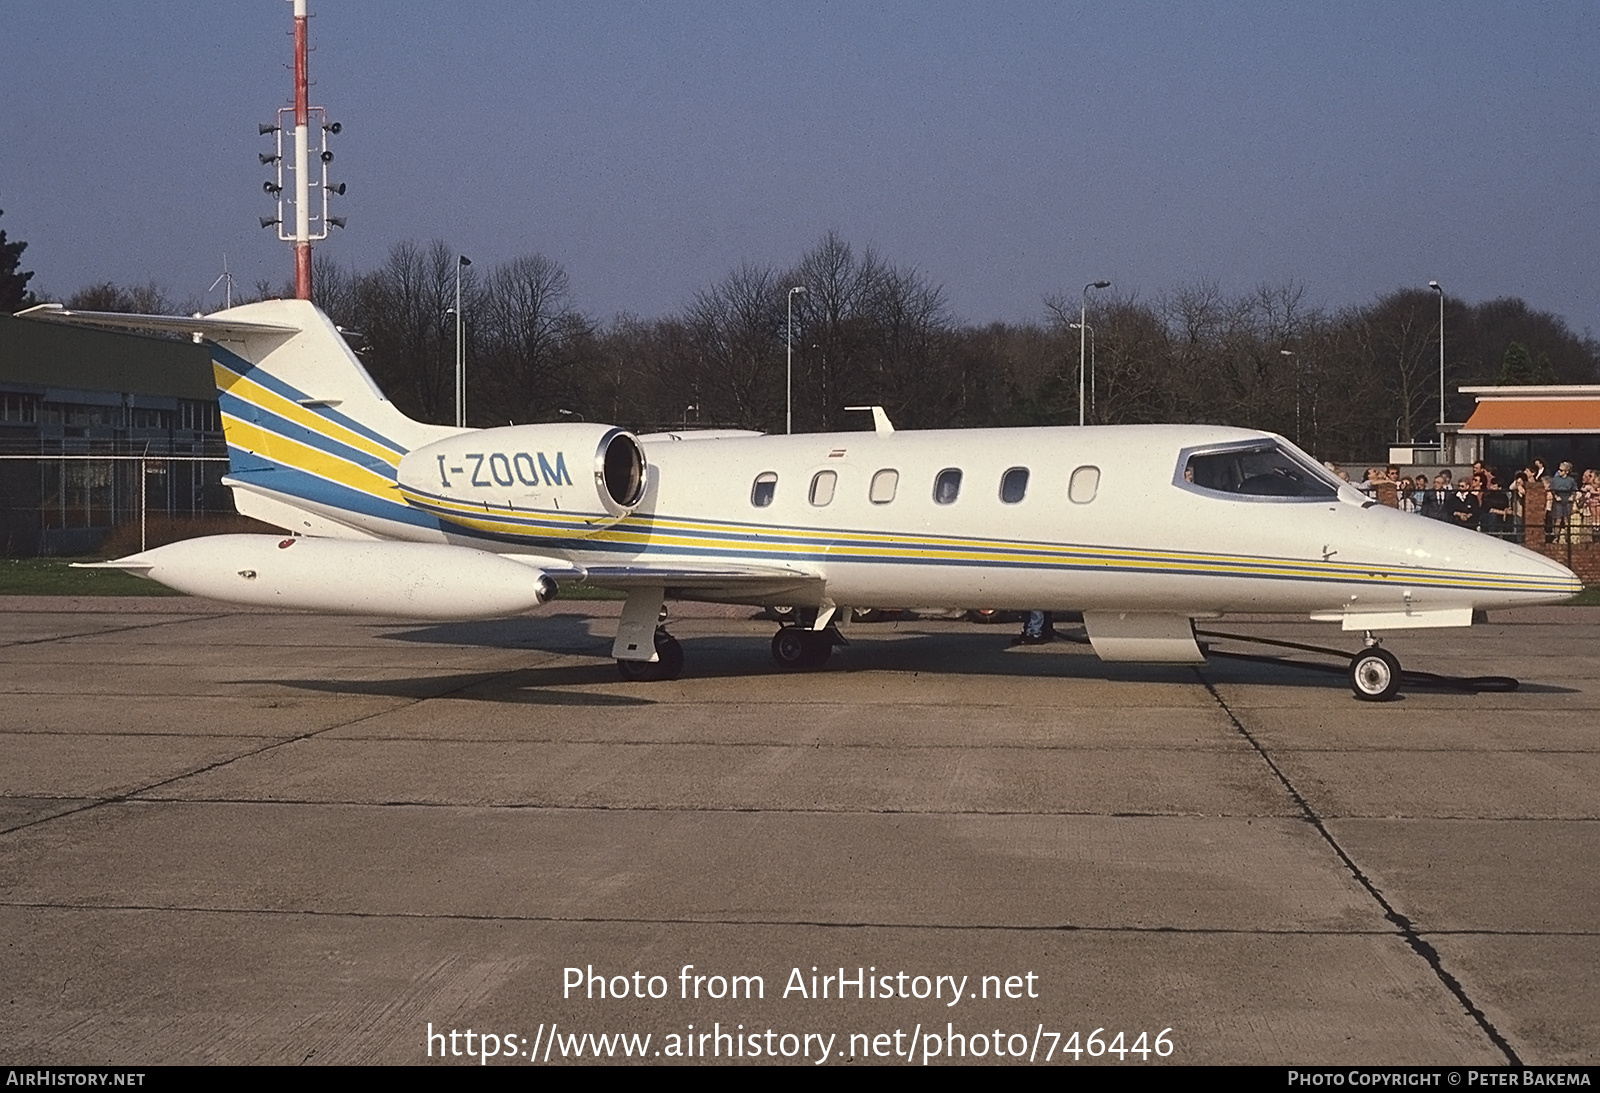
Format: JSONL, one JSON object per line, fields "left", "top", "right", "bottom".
{"left": 243, "top": 668, "right": 659, "bottom": 705}
{"left": 246, "top": 618, "right": 1574, "bottom": 702}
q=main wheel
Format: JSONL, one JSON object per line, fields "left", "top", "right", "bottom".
{"left": 654, "top": 631, "right": 684, "bottom": 680}
{"left": 1349, "top": 647, "right": 1401, "bottom": 702}
{"left": 617, "top": 630, "right": 684, "bottom": 682}
{"left": 800, "top": 631, "right": 832, "bottom": 668}
{"left": 617, "top": 657, "right": 657, "bottom": 682}
{"left": 771, "top": 627, "right": 812, "bottom": 670}
{"left": 772, "top": 628, "right": 832, "bottom": 671}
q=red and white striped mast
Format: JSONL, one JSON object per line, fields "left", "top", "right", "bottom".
{"left": 291, "top": 0, "right": 312, "bottom": 298}
{"left": 260, "top": 0, "right": 344, "bottom": 301}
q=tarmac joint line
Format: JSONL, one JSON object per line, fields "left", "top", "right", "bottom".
{"left": 0, "top": 662, "right": 541, "bottom": 839}
{"left": 1196, "top": 668, "right": 1524, "bottom": 1067}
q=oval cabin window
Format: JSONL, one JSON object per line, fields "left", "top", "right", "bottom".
{"left": 1068, "top": 465, "right": 1100, "bottom": 504}
{"left": 869, "top": 469, "right": 899, "bottom": 504}
{"left": 809, "top": 470, "right": 837, "bottom": 506}
{"left": 751, "top": 472, "right": 778, "bottom": 507}
{"left": 934, "top": 468, "right": 963, "bottom": 505}
{"left": 1000, "top": 467, "right": 1029, "bottom": 504}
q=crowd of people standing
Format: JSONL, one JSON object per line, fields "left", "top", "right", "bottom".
{"left": 1331, "top": 458, "right": 1599, "bottom": 542}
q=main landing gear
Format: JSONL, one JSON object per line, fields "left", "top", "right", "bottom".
{"left": 770, "top": 626, "right": 834, "bottom": 670}
{"left": 616, "top": 628, "right": 683, "bottom": 682}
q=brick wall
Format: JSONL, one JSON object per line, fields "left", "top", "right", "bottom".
{"left": 1521, "top": 481, "right": 1600, "bottom": 586}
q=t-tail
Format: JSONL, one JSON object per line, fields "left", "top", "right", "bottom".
{"left": 200, "top": 299, "right": 460, "bottom": 540}
{"left": 15, "top": 299, "right": 646, "bottom": 617}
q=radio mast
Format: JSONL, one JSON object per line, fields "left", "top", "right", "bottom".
{"left": 259, "top": 0, "right": 345, "bottom": 301}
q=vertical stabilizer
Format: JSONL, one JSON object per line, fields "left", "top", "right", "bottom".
{"left": 204, "top": 299, "right": 458, "bottom": 538}
{"left": 16, "top": 298, "right": 459, "bottom": 538}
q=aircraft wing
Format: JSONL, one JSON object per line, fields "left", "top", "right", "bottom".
{"left": 14, "top": 303, "right": 299, "bottom": 340}
{"left": 564, "top": 561, "right": 820, "bottom": 601}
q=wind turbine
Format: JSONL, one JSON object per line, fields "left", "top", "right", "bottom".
{"left": 208, "top": 255, "right": 235, "bottom": 310}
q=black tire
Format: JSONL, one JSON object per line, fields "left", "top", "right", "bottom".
{"left": 617, "top": 657, "right": 657, "bottom": 682}
{"left": 800, "top": 631, "right": 832, "bottom": 668}
{"left": 655, "top": 631, "right": 684, "bottom": 680}
{"left": 771, "top": 627, "right": 812, "bottom": 670}
{"left": 1349, "top": 648, "right": 1401, "bottom": 702}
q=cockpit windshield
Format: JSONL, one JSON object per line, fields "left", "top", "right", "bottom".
{"left": 1180, "top": 442, "right": 1340, "bottom": 501}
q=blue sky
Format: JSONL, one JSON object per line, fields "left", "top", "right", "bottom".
{"left": 4, "top": 2, "right": 1596, "bottom": 333}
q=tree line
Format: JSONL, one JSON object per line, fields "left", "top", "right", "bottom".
{"left": 24, "top": 222, "right": 1600, "bottom": 463}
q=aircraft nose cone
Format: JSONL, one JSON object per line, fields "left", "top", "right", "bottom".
{"left": 1499, "top": 540, "right": 1583, "bottom": 601}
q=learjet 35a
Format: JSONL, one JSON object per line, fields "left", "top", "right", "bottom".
{"left": 19, "top": 299, "right": 1580, "bottom": 701}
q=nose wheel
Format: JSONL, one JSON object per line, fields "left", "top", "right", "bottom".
{"left": 1348, "top": 646, "right": 1401, "bottom": 702}
{"left": 616, "top": 629, "right": 684, "bottom": 682}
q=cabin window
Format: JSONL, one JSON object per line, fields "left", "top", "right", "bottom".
{"left": 809, "top": 470, "right": 837, "bottom": 506}
{"left": 1068, "top": 465, "right": 1100, "bottom": 504}
{"left": 1181, "top": 443, "right": 1338, "bottom": 500}
{"left": 1000, "top": 467, "right": 1029, "bottom": 504}
{"left": 869, "top": 469, "right": 899, "bottom": 504}
{"left": 751, "top": 471, "right": 778, "bottom": 507}
{"left": 933, "top": 468, "right": 963, "bottom": 505}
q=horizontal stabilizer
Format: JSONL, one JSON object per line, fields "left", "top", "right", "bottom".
{"left": 14, "top": 303, "right": 299, "bottom": 341}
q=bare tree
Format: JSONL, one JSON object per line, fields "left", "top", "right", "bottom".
{"left": 478, "top": 253, "right": 588, "bottom": 425}
{"left": 787, "top": 231, "right": 886, "bottom": 430}
{"left": 341, "top": 240, "right": 464, "bottom": 423}
{"left": 685, "top": 264, "right": 784, "bottom": 429}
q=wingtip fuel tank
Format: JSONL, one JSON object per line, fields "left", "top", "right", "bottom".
{"left": 113, "top": 535, "right": 558, "bottom": 620}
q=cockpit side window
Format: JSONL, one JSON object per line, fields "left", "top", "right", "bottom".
{"left": 1180, "top": 443, "right": 1339, "bottom": 500}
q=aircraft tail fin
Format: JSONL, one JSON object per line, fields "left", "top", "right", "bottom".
{"left": 16, "top": 299, "right": 458, "bottom": 538}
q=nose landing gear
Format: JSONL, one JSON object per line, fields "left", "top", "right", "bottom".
{"left": 1348, "top": 636, "right": 1401, "bottom": 702}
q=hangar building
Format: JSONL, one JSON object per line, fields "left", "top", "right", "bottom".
{"left": 0, "top": 313, "right": 229, "bottom": 556}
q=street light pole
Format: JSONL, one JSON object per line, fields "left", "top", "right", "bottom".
{"left": 1070, "top": 322, "right": 1096, "bottom": 420}
{"left": 787, "top": 285, "right": 806, "bottom": 435}
{"left": 1080, "top": 281, "right": 1110, "bottom": 426}
{"left": 1428, "top": 281, "right": 1444, "bottom": 454}
{"left": 1279, "top": 349, "right": 1301, "bottom": 445}
{"left": 456, "top": 255, "right": 471, "bottom": 429}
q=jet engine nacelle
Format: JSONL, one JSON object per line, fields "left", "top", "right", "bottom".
{"left": 396, "top": 423, "right": 646, "bottom": 533}
{"left": 118, "top": 534, "right": 559, "bottom": 619}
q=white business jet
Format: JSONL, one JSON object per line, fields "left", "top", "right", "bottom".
{"left": 18, "top": 299, "right": 1580, "bottom": 701}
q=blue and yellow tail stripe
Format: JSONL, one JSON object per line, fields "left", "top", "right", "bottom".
{"left": 213, "top": 358, "right": 404, "bottom": 469}
{"left": 212, "top": 348, "right": 436, "bottom": 531}
{"left": 213, "top": 344, "right": 407, "bottom": 459}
